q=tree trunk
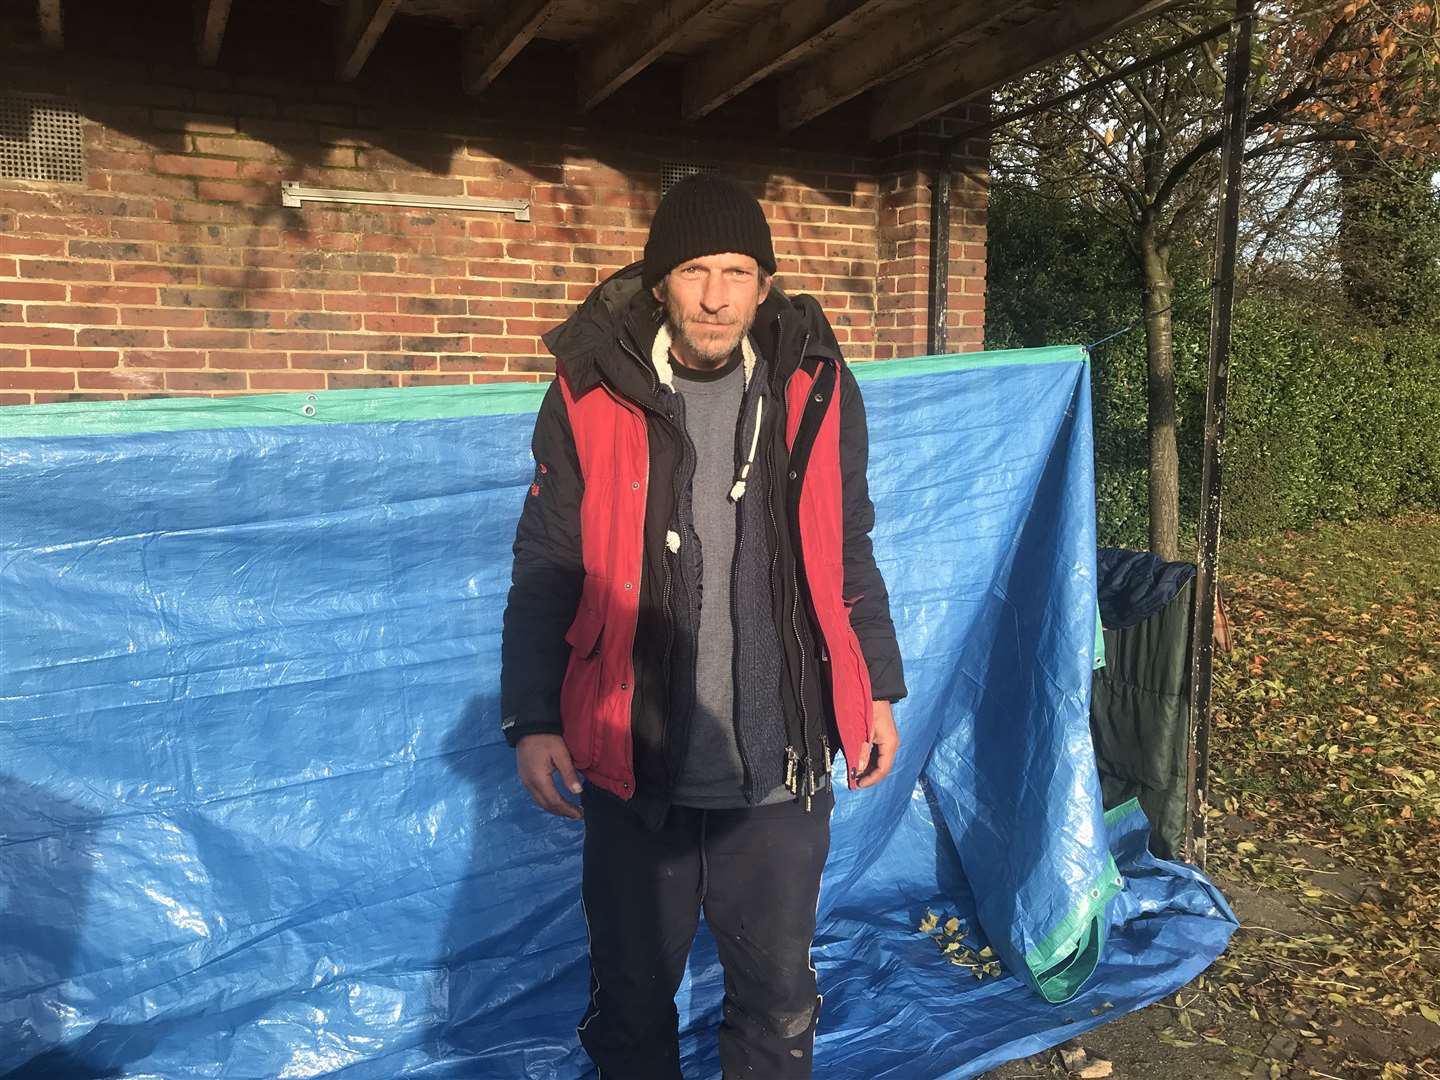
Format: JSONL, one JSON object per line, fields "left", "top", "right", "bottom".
{"left": 1140, "top": 226, "right": 1180, "bottom": 561}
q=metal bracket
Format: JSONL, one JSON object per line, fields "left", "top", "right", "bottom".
{"left": 280, "top": 181, "right": 531, "bottom": 221}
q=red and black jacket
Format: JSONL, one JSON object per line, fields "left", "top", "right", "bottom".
{"left": 500, "top": 263, "right": 906, "bottom": 825}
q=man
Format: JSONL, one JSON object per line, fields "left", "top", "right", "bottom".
{"left": 500, "top": 174, "right": 906, "bottom": 1079}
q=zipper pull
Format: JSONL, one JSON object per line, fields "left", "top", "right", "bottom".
{"left": 785, "top": 746, "right": 799, "bottom": 792}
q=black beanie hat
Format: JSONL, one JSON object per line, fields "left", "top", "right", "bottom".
{"left": 642, "top": 174, "right": 776, "bottom": 290}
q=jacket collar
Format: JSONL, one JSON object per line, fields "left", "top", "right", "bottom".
{"left": 541, "top": 261, "right": 844, "bottom": 401}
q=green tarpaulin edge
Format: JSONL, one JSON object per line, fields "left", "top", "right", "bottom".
{"left": 1021, "top": 797, "right": 1139, "bottom": 1003}
{"left": 0, "top": 346, "right": 1089, "bottom": 439}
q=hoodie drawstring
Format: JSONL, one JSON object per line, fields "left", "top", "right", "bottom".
{"left": 728, "top": 396, "right": 764, "bottom": 502}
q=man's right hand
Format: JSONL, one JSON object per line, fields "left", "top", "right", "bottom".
{"left": 516, "top": 734, "right": 584, "bottom": 820}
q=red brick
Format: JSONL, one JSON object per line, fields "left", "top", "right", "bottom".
{"left": 249, "top": 372, "right": 327, "bottom": 390}
{"left": 154, "top": 154, "right": 240, "bottom": 179}
{"left": 122, "top": 308, "right": 207, "bottom": 328}
{"left": 196, "top": 180, "right": 273, "bottom": 203}
{"left": 165, "top": 371, "right": 248, "bottom": 391}
{"left": 0, "top": 369, "right": 77, "bottom": 390}
{"left": 0, "top": 236, "right": 65, "bottom": 257}
{"left": 0, "top": 326, "right": 75, "bottom": 346}
{"left": 78, "top": 369, "right": 166, "bottom": 391}
{"left": 114, "top": 264, "right": 200, "bottom": 285}
{"left": 327, "top": 372, "right": 399, "bottom": 389}
{"left": 73, "top": 285, "right": 158, "bottom": 304}
{"left": 30, "top": 348, "right": 121, "bottom": 368}
{"left": 324, "top": 294, "right": 396, "bottom": 313}
{"left": 363, "top": 314, "right": 434, "bottom": 333}
{"left": 107, "top": 174, "right": 196, "bottom": 200}
{"left": 290, "top": 352, "right": 363, "bottom": 371}
{"left": 252, "top": 331, "right": 327, "bottom": 350}
{"left": 169, "top": 329, "right": 250, "bottom": 348}
{"left": 438, "top": 355, "right": 506, "bottom": 372}
{"left": 0, "top": 348, "right": 26, "bottom": 367}
{"left": 78, "top": 328, "right": 166, "bottom": 348}
{"left": 19, "top": 260, "right": 114, "bottom": 282}
{"left": 366, "top": 353, "right": 437, "bottom": 371}
{"left": 208, "top": 350, "right": 287, "bottom": 369}
{"left": 26, "top": 305, "right": 119, "bottom": 325}
{"left": 122, "top": 349, "right": 206, "bottom": 369}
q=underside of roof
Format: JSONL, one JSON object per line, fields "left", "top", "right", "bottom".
{"left": 27, "top": 0, "right": 1174, "bottom": 143}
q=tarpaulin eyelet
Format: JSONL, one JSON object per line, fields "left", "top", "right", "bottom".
{"left": 624, "top": 581, "right": 633, "bottom": 590}
{"left": 631, "top": 481, "right": 640, "bottom": 490}
{"left": 301, "top": 404, "right": 316, "bottom": 417}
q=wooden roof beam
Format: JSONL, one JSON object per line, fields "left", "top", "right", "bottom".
{"left": 37, "top": 0, "right": 62, "bottom": 49}
{"left": 578, "top": 0, "right": 730, "bottom": 111}
{"left": 776, "top": 0, "right": 1011, "bottom": 132}
{"left": 337, "top": 0, "right": 402, "bottom": 81}
{"left": 196, "top": 0, "right": 233, "bottom": 68}
{"left": 683, "top": 0, "right": 889, "bottom": 121}
{"left": 869, "top": 0, "right": 1176, "bottom": 140}
{"left": 463, "top": 0, "right": 559, "bottom": 95}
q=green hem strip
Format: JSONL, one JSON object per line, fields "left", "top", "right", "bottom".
{"left": 1, "top": 345, "right": 1089, "bottom": 439}
{"left": 850, "top": 344, "right": 1088, "bottom": 383}
{"left": 1022, "top": 797, "right": 1141, "bottom": 1004}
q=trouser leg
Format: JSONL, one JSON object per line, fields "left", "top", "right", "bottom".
{"left": 702, "top": 787, "right": 834, "bottom": 1080}
{"left": 577, "top": 785, "right": 703, "bottom": 1080}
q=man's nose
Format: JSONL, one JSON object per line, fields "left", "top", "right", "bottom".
{"left": 700, "top": 274, "right": 727, "bottom": 312}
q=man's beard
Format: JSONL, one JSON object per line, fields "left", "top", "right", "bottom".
{"left": 661, "top": 292, "right": 750, "bottom": 367}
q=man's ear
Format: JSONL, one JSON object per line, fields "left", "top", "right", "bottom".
{"left": 651, "top": 280, "right": 665, "bottom": 304}
{"left": 757, "top": 275, "right": 772, "bottom": 305}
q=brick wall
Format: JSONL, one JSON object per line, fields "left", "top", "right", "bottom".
{"left": 0, "top": 7, "right": 986, "bottom": 407}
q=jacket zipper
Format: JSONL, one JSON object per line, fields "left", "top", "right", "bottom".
{"left": 786, "top": 331, "right": 818, "bottom": 809}
{"left": 729, "top": 376, "right": 760, "bottom": 802}
{"left": 618, "top": 335, "right": 697, "bottom": 793}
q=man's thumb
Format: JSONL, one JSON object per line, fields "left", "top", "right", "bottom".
{"left": 554, "top": 747, "right": 583, "bottom": 795}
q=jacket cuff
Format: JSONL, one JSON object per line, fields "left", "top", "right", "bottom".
{"left": 501, "top": 713, "right": 564, "bottom": 748}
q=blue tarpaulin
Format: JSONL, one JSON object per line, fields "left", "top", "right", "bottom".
{"left": 0, "top": 346, "right": 1235, "bottom": 1079}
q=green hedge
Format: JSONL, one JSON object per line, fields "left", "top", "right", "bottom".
{"left": 985, "top": 183, "right": 1440, "bottom": 548}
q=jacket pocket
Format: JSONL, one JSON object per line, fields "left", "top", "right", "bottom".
{"left": 560, "top": 576, "right": 608, "bottom": 769}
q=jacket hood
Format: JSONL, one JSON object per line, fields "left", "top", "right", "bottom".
{"left": 541, "top": 261, "right": 843, "bottom": 399}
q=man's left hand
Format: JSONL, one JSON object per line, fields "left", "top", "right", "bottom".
{"left": 853, "top": 700, "right": 899, "bottom": 788}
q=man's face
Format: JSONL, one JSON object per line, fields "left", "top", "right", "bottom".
{"left": 653, "top": 252, "right": 771, "bottom": 368}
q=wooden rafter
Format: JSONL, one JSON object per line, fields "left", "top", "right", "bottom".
{"left": 37, "top": 0, "right": 62, "bottom": 49}
{"left": 578, "top": 0, "right": 729, "bottom": 111}
{"left": 195, "top": 0, "right": 233, "bottom": 68}
{"left": 683, "top": 0, "right": 889, "bottom": 121}
{"left": 337, "top": 0, "right": 403, "bottom": 82}
{"left": 463, "top": 0, "right": 559, "bottom": 95}
{"left": 868, "top": 0, "right": 1177, "bottom": 139}
{"left": 775, "top": 0, "right": 1012, "bottom": 132}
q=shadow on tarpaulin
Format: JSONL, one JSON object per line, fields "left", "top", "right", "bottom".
{"left": 0, "top": 345, "right": 1235, "bottom": 1079}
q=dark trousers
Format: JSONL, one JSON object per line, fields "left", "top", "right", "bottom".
{"left": 576, "top": 783, "right": 834, "bottom": 1080}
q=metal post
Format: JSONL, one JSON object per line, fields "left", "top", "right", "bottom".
{"left": 1185, "top": 0, "right": 1255, "bottom": 867}
{"left": 927, "top": 145, "right": 952, "bottom": 356}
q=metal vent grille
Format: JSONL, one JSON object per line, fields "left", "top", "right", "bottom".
{"left": 660, "top": 161, "right": 717, "bottom": 194}
{"left": 0, "top": 96, "right": 85, "bottom": 183}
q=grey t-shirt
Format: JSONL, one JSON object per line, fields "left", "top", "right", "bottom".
{"left": 670, "top": 352, "right": 788, "bottom": 807}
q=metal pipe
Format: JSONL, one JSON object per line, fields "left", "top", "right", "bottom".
{"left": 1185, "top": 0, "right": 1255, "bottom": 867}
{"left": 928, "top": 144, "right": 952, "bottom": 355}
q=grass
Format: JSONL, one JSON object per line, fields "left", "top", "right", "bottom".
{"left": 1206, "top": 512, "right": 1440, "bottom": 1077}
